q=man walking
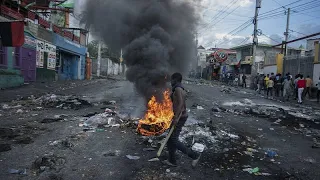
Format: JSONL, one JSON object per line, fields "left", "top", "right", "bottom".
{"left": 164, "top": 72, "right": 200, "bottom": 167}
{"left": 305, "top": 75, "right": 313, "bottom": 99}
{"left": 297, "top": 75, "right": 306, "bottom": 104}
{"left": 283, "top": 76, "right": 292, "bottom": 101}
{"left": 267, "top": 77, "right": 274, "bottom": 98}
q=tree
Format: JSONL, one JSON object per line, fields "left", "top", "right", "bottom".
{"left": 87, "top": 40, "right": 99, "bottom": 58}
{"left": 87, "top": 40, "right": 121, "bottom": 63}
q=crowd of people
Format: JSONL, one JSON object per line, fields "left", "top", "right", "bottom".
{"left": 254, "top": 73, "right": 320, "bottom": 104}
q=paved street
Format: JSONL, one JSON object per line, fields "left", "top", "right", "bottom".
{"left": 1, "top": 78, "right": 320, "bottom": 180}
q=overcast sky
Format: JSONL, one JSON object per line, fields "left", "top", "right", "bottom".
{"left": 195, "top": 0, "right": 320, "bottom": 49}
{"left": 73, "top": 0, "right": 320, "bottom": 49}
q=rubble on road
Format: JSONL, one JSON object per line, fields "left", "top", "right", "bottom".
{"left": 32, "top": 153, "right": 66, "bottom": 174}
{"left": 34, "top": 94, "right": 92, "bottom": 110}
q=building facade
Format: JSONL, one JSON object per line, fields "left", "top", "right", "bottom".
{"left": 0, "top": 0, "right": 88, "bottom": 88}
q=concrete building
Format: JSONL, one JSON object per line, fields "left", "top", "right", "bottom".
{"left": 0, "top": 0, "right": 88, "bottom": 88}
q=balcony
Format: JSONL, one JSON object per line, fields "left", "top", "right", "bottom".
{"left": 27, "top": 11, "right": 36, "bottom": 20}
{"left": 63, "top": 30, "right": 73, "bottom": 40}
{"left": 0, "top": 5, "right": 24, "bottom": 20}
{"left": 53, "top": 25, "right": 62, "bottom": 34}
{"left": 38, "top": 17, "right": 50, "bottom": 29}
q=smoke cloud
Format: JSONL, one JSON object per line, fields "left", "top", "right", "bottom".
{"left": 81, "top": 0, "right": 198, "bottom": 100}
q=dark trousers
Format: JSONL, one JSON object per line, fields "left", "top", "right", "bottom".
{"left": 267, "top": 87, "right": 273, "bottom": 97}
{"left": 317, "top": 90, "right": 320, "bottom": 102}
{"left": 167, "top": 116, "right": 197, "bottom": 164}
{"left": 242, "top": 80, "right": 246, "bottom": 88}
{"left": 275, "top": 84, "right": 281, "bottom": 97}
{"left": 304, "top": 87, "right": 311, "bottom": 98}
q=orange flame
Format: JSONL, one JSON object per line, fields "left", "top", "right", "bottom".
{"left": 137, "top": 90, "right": 174, "bottom": 136}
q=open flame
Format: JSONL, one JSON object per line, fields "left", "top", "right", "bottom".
{"left": 137, "top": 90, "right": 174, "bottom": 136}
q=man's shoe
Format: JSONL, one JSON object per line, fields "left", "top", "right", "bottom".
{"left": 192, "top": 154, "right": 201, "bottom": 167}
{"left": 162, "top": 160, "right": 177, "bottom": 167}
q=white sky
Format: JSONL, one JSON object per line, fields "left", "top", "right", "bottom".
{"left": 74, "top": 0, "right": 320, "bottom": 49}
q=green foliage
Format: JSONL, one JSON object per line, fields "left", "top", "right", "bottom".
{"left": 87, "top": 40, "right": 121, "bottom": 63}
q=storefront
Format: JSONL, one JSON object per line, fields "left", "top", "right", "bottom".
{"left": 18, "top": 31, "right": 37, "bottom": 82}
{"left": 53, "top": 34, "right": 86, "bottom": 80}
{"left": 36, "top": 39, "right": 57, "bottom": 81}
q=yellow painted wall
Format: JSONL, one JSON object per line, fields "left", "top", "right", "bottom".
{"left": 276, "top": 54, "right": 284, "bottom": 74}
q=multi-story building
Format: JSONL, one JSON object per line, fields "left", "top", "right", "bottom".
{"left": 0, "top": 0, "right": 89, "bottom": 88}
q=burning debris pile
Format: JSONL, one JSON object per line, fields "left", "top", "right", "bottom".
{"left": 34, "top": 94, "right": 91, "bottom": 110}
{"left": 137, "top": 91, "right": 174, "bottom": 136}
{"left": 81, "top": 0, "right": 197, "bottom": 135}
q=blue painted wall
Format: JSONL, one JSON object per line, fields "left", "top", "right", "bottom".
{"left": 53, "top": 34, "right": 87, "bottom": 80}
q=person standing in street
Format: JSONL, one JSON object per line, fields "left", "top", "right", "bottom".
{"left": 304, "top": 75, "right": 313, "bottom": 99}
{"left": 316, "top": 77, "right": 320, "bottom": 103}
{"left": 164, "top": 72, "right": 200, "bottom": 167}
{"left": 242, "top": 74, "right": 247, "bottom": 88}
{"left": 297, "top": 74, "right": 306, "bottom": 104}
{"left": 294, "top": 74, "right": 301, "bottom": 100}
{"left": 283, "top": 75, "right": 292, "bottom": 101}
{"left": 267, "top": 77, "right": 274, "bottom": 98}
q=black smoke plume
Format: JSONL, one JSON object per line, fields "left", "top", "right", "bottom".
{"left": 81, "top": 0, "right": 197, "bottom": 100}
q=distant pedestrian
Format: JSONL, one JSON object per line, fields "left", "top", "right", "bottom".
{"left": 297, "top": 75, "right": 306, "bottom": 104}
{"left": 257, "top": 74, "right": 264, "bottom": 93}
{"left": 267, "top": 78, "right": 274, "bottom": 98}
{"left": 294, "top": 74, "right": 301, "bottom": 100}
{"left": 304, "top": 75, "right": 313, "bottom": 99}
{"left": 283, "top": 76, "right": 293, "bottom": 101}
{"left": 275, "top": 73, "right": 282, "bottom": 97}
{"left": 242, "top": 74, "right": 247, "bottom": 88}
{"left": 316, "top": 77, "right": 320, "bottom": 103}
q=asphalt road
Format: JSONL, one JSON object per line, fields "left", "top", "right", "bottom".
{"left": 0, "top": 78, "right": 319, "bottom": 180}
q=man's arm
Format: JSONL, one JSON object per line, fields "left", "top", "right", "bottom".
{"left": 172, "top": 87, "right": 183, "bottom": 125}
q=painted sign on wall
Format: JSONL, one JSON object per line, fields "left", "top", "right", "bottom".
{"left": 45, "top": 43, "right": 56, "bottom": 70}
{"left": 36, "top": 40, "right": 56, "bottom": 70}
{"left": 36, "top": 40, "right": 45, "bottom": 68}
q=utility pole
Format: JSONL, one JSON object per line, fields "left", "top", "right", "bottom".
{"left": 284, "top": 8, "right": 291, "bottom": 57}
{"left": 252, "top": 0, "right": 261, "bottom": 75}
{"left": 97, "top": 41, "right": 101, "bottom": 77}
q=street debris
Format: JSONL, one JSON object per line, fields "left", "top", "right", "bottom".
{"left": 32, "top": 154, "right": 66, "bottom": 174}
{"left": 34, "top": 94, "right": 92, "bottom": 110}
{"left": 8, "top": 168, "right": 27, "bottom": 175}
{"left": 192, "top": 143, "right": 205, "bottom": 152}
{"left": 266, "top": 150, "right": 277, "bottom": 158}
{"left": 126, "top": 155, "right": 140, "bottom": 160}
{"left": 148, "top": 157, "right": 160, "bottom": 162}
{"left": 143, "top": 147, "right": 156, "bottom": 151}
{"left": 197, "top": 105, "right": 204, "bottom": 110}
{"left": 16, "top": 109, "right": 23, "bottom": 113}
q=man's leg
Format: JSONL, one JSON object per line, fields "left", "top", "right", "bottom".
{"left": 317, "top": 90, "right": 320, "bottom": 103}
{"left": 307, "top": 87, "right": 311, "bottom": 98}
{"left": 167, "top": 117, "right": 197, "bottom": 164}
{"left": 298, "top": 88, "right": 303, "bottom": 103}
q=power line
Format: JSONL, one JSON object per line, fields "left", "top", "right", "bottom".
{"left": 289, "top": 29, "right": 307, "bottom": 36}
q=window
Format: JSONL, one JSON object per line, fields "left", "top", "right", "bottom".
{"left": 14, "top": 48, "right": 20, "bottom": 68}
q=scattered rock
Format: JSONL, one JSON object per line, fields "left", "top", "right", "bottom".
{"left": 126, "top": 155, "right": 140, "bottom": 160}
